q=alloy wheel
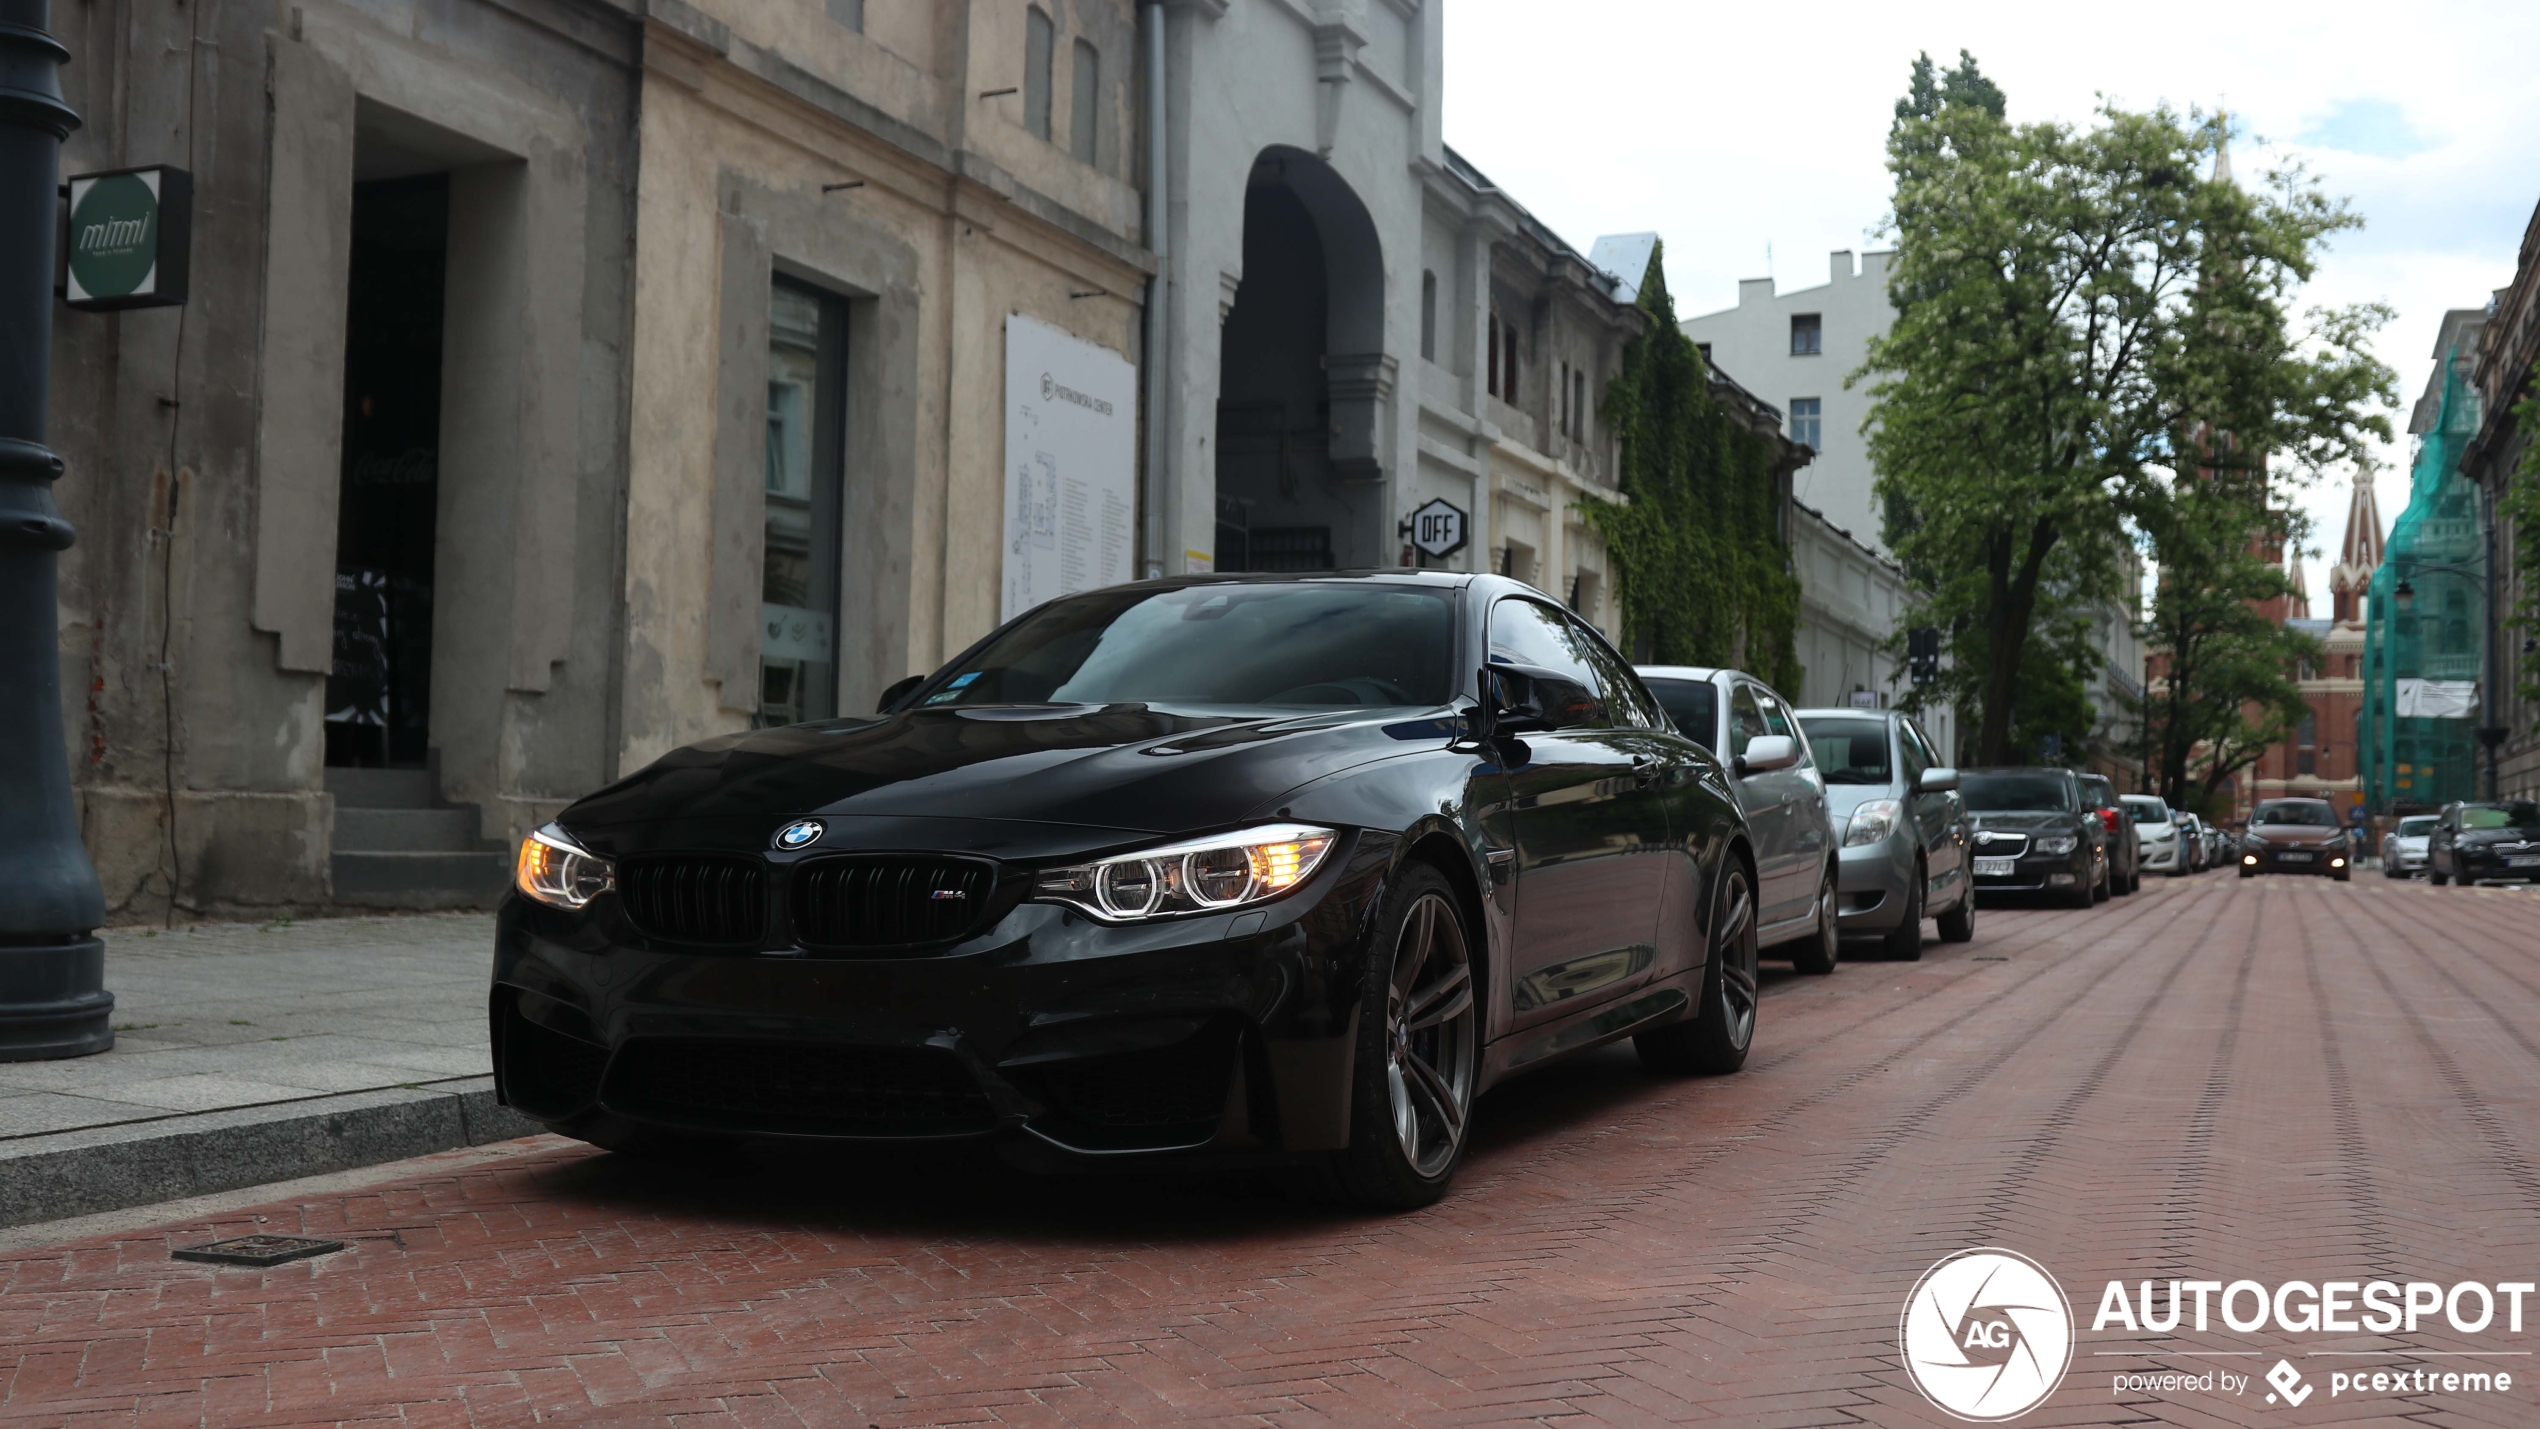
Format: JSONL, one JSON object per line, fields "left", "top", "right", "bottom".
{"left": 1386, "top": 891, "right": 1478, "bottom": 1179}
{"left": 1715, "top": 870, "right": 1760, "bottom": 1050}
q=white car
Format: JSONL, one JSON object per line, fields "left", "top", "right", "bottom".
{"left": 2125, "top": 795, "right": 2187, "bottom": 876}
{"left": 2382, "top": 815, "right": 2438, "bottom": 879}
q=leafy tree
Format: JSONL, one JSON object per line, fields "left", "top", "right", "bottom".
{"left": 2510, "top": 365, "right": 2540, "bottom": 711}
{"left": 2136, "top": 475, "right": 2323, "bottom": 806}
{"left": 1859, "top": 71, "right": 2393, "bottom": 767}
{"left": 1584, "top": 243, "right": 1801, "bottom": 693}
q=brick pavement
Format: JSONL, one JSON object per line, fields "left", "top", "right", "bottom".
{"left": 3, "top": 879, "right": 2539, "bottom": 1426}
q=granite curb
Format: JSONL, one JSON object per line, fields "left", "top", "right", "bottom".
{"left": 0, "top": 1077, "right": 538, "bottom": 1229}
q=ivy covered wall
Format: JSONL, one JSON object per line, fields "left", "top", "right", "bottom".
{"left": 1581, "top": 242, "right": 1803, "bottom": 694}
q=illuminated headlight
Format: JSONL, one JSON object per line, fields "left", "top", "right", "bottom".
{"left": 1844, "top": 799, "right": 1902, "bottom": 848}
{"left": 2331, "top": 857, "right": 2346, "bottom": 868}
{"left": 515, "top": 823, "right": 613, "bottom": 909}
{"left": 2243, "top": 854, "right": 2259, "bottom": 865}
{"left": 2036, "top": 834, "right": 2078, "bottom": 856}
{"left": 1035, "top": 823, "right": 1338, "bottom": 922}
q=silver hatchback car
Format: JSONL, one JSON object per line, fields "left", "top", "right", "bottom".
{"left": 1792, "top": 706, "right": 1976, "bottom": 960}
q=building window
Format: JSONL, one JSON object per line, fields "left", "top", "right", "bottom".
{"left": 1070, "top": 39, "right": 1099, "bottom": 164}
{"left": 1567, "top": 366, "right": 1588, "bottom": 440}
{"left": 1558, "top": 360, "right": 1570, "bottom": 435}
{"left": 1024, "top": 6, "right": 1055, "bottom": 142}
{"left": 761, "top": 279, "right": 849, "bottom": 726}
{"left": 1789, "top": 397, "right": 1821, "bottom": 449}
{"left": 1421, "top": 271, "right": 1437, "bottom": 362}
{"left": 1501, "top": 318, "right": 1519, "bottom": 400}
{"left": 1695, "top": 341, "right": 1712, "bottom": 365}
{"left": 1790, "top": 312, "right": 1822, "bottom": 356}
{"left": 826, "top": 0, "right": 863, "bottom": 29}
{"left": 1487, "top": 310, "right": 1503, "bottom": 399}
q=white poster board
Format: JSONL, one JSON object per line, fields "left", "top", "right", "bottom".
{"left": 2395, "top": 678, "right": 2478, "bottom": 719}
{"left": 1002, "top": 314, "right": 1137, "bottom": 623}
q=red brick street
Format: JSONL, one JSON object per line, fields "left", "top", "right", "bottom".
{"left": 5, "top": 878, "right": 2539, "bottom": 1426}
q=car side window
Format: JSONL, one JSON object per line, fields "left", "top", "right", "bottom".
{"left": 1752, "top": 687, "right": 1806, "bottom": 766}
{"left": 1729, "top": 685, "right": 1769, "bottom": 759}
{"left": 1487, "top": 599, "right": 1609, "bottom": 728}
{"left": 1897, "top": 721, "right": 1929, "bottom": 788}
{"left": 1564, "top": 614, "right": 1661, "bottom": 730}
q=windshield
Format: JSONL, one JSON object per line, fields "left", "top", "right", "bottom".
{"left": 2124, "top": 798, "right": 2171, "bottom": 824}
{"left": 921, "top": 583, "right": 1458, "bottom": 711}
{"left": 2254, "top": 801, "right": 2337, "bottom": 827}
{"left": 1961, "top": 772, "right": 2072, "bottom": 812}
{"left": 2397, "top": 816, "right": 2439, "bottom": 838}
{"left": 2461, "top": 803, "right": 2540, "bottom": 831}
{"left": 1797, "top": 717, "right": 1892, "bottom": 784}
{"left": 1644, "top": 678, "right": 1718, "bottom": 751}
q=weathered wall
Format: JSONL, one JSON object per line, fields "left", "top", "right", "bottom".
{"left": 618, "top": 0, "right": 1150, "bottom": 770}
{"left": 49, "top": 0, "right": 641, "bottom": 919}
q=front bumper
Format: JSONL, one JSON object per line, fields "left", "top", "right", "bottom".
{"left": 2241, "top": 845, "right": 2348, "bottom": 875}
{"left": 2452, "top": 846, "right": 2540, "bottom": 882}
{"left": 1969, "top": 847, "right": 2092, "bottom": 894}
{"left": 2140, "top": 839, "right": 2182, "bottom": 870}
{"left": 1833, "top": 836, "right": 1915, "bottom": 932}
{"left": 489, "top": 835, "right": 1390, "bottom": 1167}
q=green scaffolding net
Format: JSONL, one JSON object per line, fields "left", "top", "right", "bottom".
{"left": 2361, "top": 345, "right": 2485, "bottom": 812}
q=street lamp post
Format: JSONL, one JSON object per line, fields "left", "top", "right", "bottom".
{"left": 0, "top": 0, "right": 114, "bottom": 1060}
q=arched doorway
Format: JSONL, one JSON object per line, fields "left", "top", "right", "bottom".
{"left": 1214, "top": 147, "right": 1387, "bottom": 572}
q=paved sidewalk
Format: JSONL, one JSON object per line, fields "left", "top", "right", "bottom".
{"left": 0, "top": 914, "right": 530, "bottom": 1228}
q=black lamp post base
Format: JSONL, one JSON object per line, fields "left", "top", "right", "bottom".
{"left": 0, "top": 939, "right": 115, "bottom": 1061}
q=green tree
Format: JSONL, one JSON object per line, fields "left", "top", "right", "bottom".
{"left": 1860, "top": 75, "right": 2392, "bottom": 766}
{"left": 1584, "top": 243, "right": 1801, "bottom": 693}
{"left": 2136, "top": 477, "right": 2322, "bottom": 807}
{"left": 2510, "top": 365, "right": 2540, "bottom": 711}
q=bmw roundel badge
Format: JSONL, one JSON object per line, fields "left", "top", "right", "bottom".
{"left": 773, "top": 818, "right": 825, "bottom": 851}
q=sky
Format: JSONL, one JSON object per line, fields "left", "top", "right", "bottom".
{"left": 1441, "top": 0, "right": 2540, "bottom": 607}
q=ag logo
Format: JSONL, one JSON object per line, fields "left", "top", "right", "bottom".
{"left": 773, "top": 819, "right": 826, "bottom": 851}
{"left": 1900, "top": 1248, "right": 2073, "bottom": 1421}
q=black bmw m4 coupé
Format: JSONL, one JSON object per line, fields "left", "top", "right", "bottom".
{"left": 494, "top": 572, "right": 1761, "bottom": 1207}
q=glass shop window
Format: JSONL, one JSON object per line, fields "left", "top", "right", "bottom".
{"left": 761, "top": 278, "right": 848, "bottom": 725}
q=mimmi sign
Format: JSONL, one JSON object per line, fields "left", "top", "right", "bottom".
{"left": 62, "top": 165, "right": 190, "bottom": 311}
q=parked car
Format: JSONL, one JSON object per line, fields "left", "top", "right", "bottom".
{"left": 2239, "top": 797, "right": 2351, "bottom": 881}
{"left": 1959, "top": 767, "right": 2106, "bottom": 908}
{"left": 2427, "top": 800, "right": 2540, "bottom": 886}
{"left": 2175, "top": 812, "right": 2210, "bottom": 872}
{"left": 1638, "top": 666, "right": 1839, "bottom": 973}
{"left": 1791, "top": 706, "right": 1975, "bottom": 960}
{"left": 2078, "top": 774, "right": 2141, "bottom": 895}
{"left": 2204, "top": 819, "right": 2233, "bottom": 870}
{"left": 2381, "top": 814, "right": 2438, "bottom": 879}
{"left": 493, "top": 573, "right": 1767, "bottom": 1210}
{"left": 2125, "top": 795, "right": 2187, "bottom": 877}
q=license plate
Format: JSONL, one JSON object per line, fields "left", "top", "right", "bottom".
{"left": 2511, "top": 856, "right": 2540, "bottom": 868}
{"left": 1975, "top": 857, "right": 2017, "bottom": 877}
{"left": 2278, "top": 852, "right": 2312, "bottom": 863}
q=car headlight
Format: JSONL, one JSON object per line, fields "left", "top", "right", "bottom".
{"left": 1843, "top": 799, "right": 1902, "bottom": 848}
{"left": 1034, "top": 823, "right": 1338, "bottom": 922}
{"left": 515, "top": 823, "right": 614, "bottom": 909}
{"left": 2036, "top": 834, "right": 2078, "bottom": 856}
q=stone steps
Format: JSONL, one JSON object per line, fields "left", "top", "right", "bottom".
{"left": 326, "top": 765, "right": 508, "bottom": 910}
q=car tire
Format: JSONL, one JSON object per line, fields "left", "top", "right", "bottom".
{"left": 1637, "top": 860, "right": 1759, "bottom": 1077}
{"left": 1883, "top": 862, "right": 1926, "bottom": 961}
{"left": 2091, "top": 866, "right": 2110, "bottom": 903}
{"left": 2066, "top": 873, "right": 2097, "bottom": 907}
{"left": 1324, "top": 863, "right": 1480, "bottom": 1211}
{"left": 2430, "top": 869, "right": 2449, "bottom": 886}
{"left": 1936, "top": 882, "right": 1974, "bottom": 944}
{"left": 1789, "top": 865, "right": 1838, "bottom": 976}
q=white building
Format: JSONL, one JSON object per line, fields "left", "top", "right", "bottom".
{"left": 1786, "top": 497, "right": 1958, "bottom": 757}
{"left": 1680, "top": 250, "right": 1894, "bottom": 555}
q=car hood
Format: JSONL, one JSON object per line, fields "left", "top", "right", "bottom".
{"left": 1965, "top": 811, "right": 2081, "bottom": 833}
{"left": 2460, "top": 829, "right": 2540, "bottom": 846}
{"left": 2252, "top": 823, "right": 2343, "bottom": 845}
{"left": 1820, "top": 781, "right": 1900, "bottom": 818}
{"left": 559, "top": 703, "right": 1458, "bottom": 852}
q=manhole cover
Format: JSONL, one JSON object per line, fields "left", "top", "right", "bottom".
{"left": 171, "top": 1235, "right": 346, "bottom": 1267}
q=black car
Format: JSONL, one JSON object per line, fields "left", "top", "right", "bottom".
{"left": 2427, "top": 800, "right": 2540, "bottom": 886}
{"left": 2076, "top": 773, "right": 2140, "bottom": 896}
{"left": 492, "top": 573, "right": 1763, "bottom": 1208}
{"left": 1959, "top": 767, "right": 2104, "bottom": 908}
{"left": 2239, "top": 797, "right": 2351, "bottom": 881}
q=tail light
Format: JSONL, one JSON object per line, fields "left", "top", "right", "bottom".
{"left": 2099, "top": 808, "right": 2120, "bottom": 833}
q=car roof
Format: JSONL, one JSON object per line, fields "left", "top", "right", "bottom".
{"left": 2122, "top": 794, "right": 2166, "bottom": 804}
{"left": 2257, "top": 796, "right": 2334, "bottom": 807}
{"left": 1962, "top": 766, "right": 2074, "bottom": 776}
{"left": 1633, "top": 665, "right": 1727, "bottom": 681}
{"left": 1791, "top": 706, "right": 1900, "bottom": 720}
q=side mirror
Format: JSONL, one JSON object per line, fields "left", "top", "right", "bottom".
{"left": 1917, "top": 766, "right": 1959, "bottom": 793}
{"left": 877, "top": 674, "right": 925, "bottom": 712}
{"left": 1483, "top": 664, "right": 1602, "bottom": 735}
{"left": 1737, "top": 734, "right": 1799, "bottom": 775}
